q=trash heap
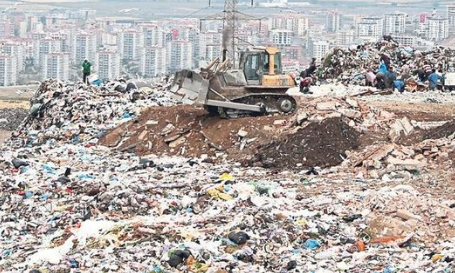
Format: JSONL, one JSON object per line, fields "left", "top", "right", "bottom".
{"left": 8, "top": 79, "right": 176, "bottom": 149}
{"left": 320, "top": 42, "right": 455, "bottom": 86}
{"left": 2, "top": 80, "right": 455, "bottom": 272}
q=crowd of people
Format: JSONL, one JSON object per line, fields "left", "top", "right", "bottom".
{"left": 297, "top": 38, "right": 455, "bottom": 94}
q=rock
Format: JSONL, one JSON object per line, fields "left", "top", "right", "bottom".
{"left": 324, "top": 112, "right": 343, "bottom": 119}
{"left": 400, "top": 117, "right": 414, "bottom": 136}
{"left": 273, "top": 120, "right": 287, "bottom": 126}
{"left": 169, "top": 137, "right": 186, "bottom": 148}
{"left": 286, "top": 260, "right": 297, "bottom": 270}
{"left": 396, "top": 209, "right": 422, "bottom": 221}
{"left": 367, "top": 216, "right": 413, "bottom": 239}
{"left": 435, "top": 209, "right": 447, "bottom": 218}
{"left": 389, "top": 121, "right": 404, "bottom": 142}
{"left": 146, "top": 120, "right": 158, "bottom": 126}
{"left": 346, "top": 97, "right": 359, "bottom": 108}
{"left": 296, "top": 112, "right": 308, "bottom": 125}
{"left": 161, "top": 124, "right": 175, "bottom": 135}
{"left": 379, "top": 111, "right": 395, "bottom": 120}
{"left": 164, "top": 134, "right": 182, "bottom": 143}
{"left": 338, "top": 109, "right": 362, "bottom": 119}
{"left": 168, "top": 249, "right": 192, "bottom": 268}
{"left": 237, "top": 129, "right": 248, "bottom": 138}
{"left": 316, "top": 101, "right": 338, "bottom": 111}
{"left": 386, "top": 157, "right": 426, "bottom": 171}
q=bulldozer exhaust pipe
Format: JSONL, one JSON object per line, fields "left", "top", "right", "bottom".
{"left": 222, "top": 49, "right": 227, "bottom": 62}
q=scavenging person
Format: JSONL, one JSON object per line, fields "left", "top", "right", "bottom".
{"left": 82, "top": 59, "right": 92, "bottom": 84}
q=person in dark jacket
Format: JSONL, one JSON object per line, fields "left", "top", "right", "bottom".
{"left": 380, "top": 54, "right": 391, "bottom": 70}
{"left": 82, "top": 59, "right": 92, "bottom": 84}
{"left": 385, "top": 67, "right": 397, "bottom": 89}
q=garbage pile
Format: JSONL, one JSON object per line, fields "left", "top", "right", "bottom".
{"left": 7, "top": 79, "right": 176, "bottom": 149}
{"left": 0, "top": 108, "right": 28, "bottom": 131}
{"left": 2, "top": 80, "right": 455, "bottom": 272}
{"left": 320, "top": 42, "right": 455, "bottom": 86}
{"left": 2, "top": 145, "right": 455, "bottom": 272}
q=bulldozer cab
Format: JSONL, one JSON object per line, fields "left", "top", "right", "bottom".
{"left": 240, "top": 47, "right": 283, "bottom": 85}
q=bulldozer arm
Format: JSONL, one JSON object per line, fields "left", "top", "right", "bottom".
{"left": 169, "top": 69, "right": 210, "bottom": 106}
{"left": 169, "top": 69, "right": 264, "bottom": 113}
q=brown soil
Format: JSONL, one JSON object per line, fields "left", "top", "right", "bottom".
{"left": 423, "top": 120, "right": 455, "bottom": 139}
{"left": 254, "top": 118, "right": 360, "bottom": 169}
{"left": 100, "top": 107, "right": 362, "bottom": 169}
{"left": 100, "top": 105, "right": 287, "bottom": 159}
{"left": 99, "top": 100, "right": 455, "bottom": 170}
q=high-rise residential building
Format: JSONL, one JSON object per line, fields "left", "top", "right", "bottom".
{"left": 447, "top": 5, "right": 455, "bottom": 31}
{"left": 141, "top": 24, "right": 165, "bottom": 47}
{"left": 117, "top": 30, "right": 143, "bottom": 61}
{"left": 309, "top": 40, "right": 330, "bottom": 63}
{"left": 426, "top": 17, "right": 449, "bottom": 41}
{"left": 391, "top": 35, "right": 417, "bottom": 47}
{"left": 0, "top": 20, "right": 14, "bottom": 39}
{"left": 167, "top": 40, "right": 192, "bottom": 73}
{"left": 38, "top": 39, "right": 62, "bottom": 67}
{"left": 140, "top": 46, "right": 167, "bottom": 77}
{"left": 96, "top": 50, "right": 120, "bottom": 81}
{"left": 356, "top": 17, "right": 384, "bottom": 40}
{"left": 270, "top": 15, "right": 309, "bottom": 38}
{"left": 384, "top": 13, "right": 406, "bottom": 35}
{"left": 336, "top": 29, "right": 356, "bottom": 46}
{"left": 0, "top": 55, "right": 17, "bottom": 86}
{"left": 270, "top": 29, "right": 293, "bottom": 46}
{"left": 73, "top": 32, "right": 97, "bottom": 65}
{"left": 179, "top": 27, "right": 199, "bottom": 69}
{"left": 199, "top": 31, "right": 222, "bottom": 62}
{"left": 326, "top": 10, "right": 342, "bottom": 33}
{"left": 42, "top": 53, "right": 69, "bottom": 81}
{"left": 0, "top": 42, "right": 26, "bottom": 72}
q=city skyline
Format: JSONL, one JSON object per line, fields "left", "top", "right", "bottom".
{"left": 0, "top": 1, "right": 450, "bottom": 85}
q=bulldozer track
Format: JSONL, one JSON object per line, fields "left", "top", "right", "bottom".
{"left": 217, "top": 93, "right": 297, "bottom": 118}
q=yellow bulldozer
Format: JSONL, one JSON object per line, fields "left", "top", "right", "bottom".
{"left": 169, "top": 46, "right": 298, "bottom": 118}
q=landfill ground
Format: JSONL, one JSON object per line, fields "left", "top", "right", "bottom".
{"left": 6, "top": 40, "right": 455, "bottom": 272}
{"left": 1, "top": 79, "right": 455, "bottom": 273}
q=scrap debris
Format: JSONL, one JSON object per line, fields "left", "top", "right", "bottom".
{"left": 0, "top": 78, "right": 455, "bottom": 273}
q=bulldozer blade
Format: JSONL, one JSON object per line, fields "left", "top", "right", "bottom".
{"left": 170, "top": 70, "right": 209, "bottom": 106}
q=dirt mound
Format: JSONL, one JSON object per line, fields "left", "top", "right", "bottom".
{"left": 100, "top": 106, "right": 364, "bottom": 169}
{"left": 255, "top": 118, "right": 360, "bottom": 169}
{"left": 100, "top": 105, "right": 286, "bottom": 158}
{"left": 423, "top": 120, "right": 455, "bottom": 140}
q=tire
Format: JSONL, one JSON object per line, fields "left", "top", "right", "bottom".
{"left": 278, "top": 97, "right": 296, "bottom": 113}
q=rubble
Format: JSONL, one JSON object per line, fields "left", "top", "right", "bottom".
{"left": 319, "top": 42, "right": 455, "bottom": 88}
{"left": 1, "top": 79, "right": 455, "bottom": 272}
